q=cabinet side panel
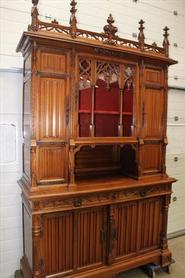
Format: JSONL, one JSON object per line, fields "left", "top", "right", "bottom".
{"left": 23, "top": 58, "right": 31, "bottom": 179}
{"left": 42, "top": 212, "right": 74, "bottom": 275}
{"left": 23, "top": 204, "right": 32, "bottom": 269}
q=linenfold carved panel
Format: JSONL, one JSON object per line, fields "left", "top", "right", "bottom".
{"left": 38, "top": 78, "right": 66, "bottom": 139}
{"left": 36, "top": 146, "right": 66, "bottom": 183}
{"left": 40, "top": 52, "right": 66, "bottom": 73}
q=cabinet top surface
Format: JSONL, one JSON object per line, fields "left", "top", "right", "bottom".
{"left": 19, "top": 175, "right": 176, "bottom": 200}
{"left": 16, "top": 0, "right": 177, "bottom": 65}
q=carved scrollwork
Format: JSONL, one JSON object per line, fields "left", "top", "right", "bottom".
{"left": 32, "top": 184, "right": 171, "bottom": 213}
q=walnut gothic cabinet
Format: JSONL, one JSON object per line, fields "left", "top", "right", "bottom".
{"left": 17, "top": 1, "right": 177, "bottom": 277}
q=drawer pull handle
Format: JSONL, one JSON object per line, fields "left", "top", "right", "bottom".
{"left": 139, "top": 190, "right": 147, "bottom": 197}
{"left": 73, "top": 198, "right": 82, "bottom": 207}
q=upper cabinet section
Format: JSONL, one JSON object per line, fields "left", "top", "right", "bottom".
{"left": 78, "top": 57, "right": 135, "bottom": 138}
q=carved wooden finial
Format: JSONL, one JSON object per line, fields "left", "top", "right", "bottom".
{"left": 163, "top": 26, "right": 170, "bottom": 57}
{"left": 70, "top": 0, "right": 77, "bottom": 38}
{"left": 138, "top": 19, "right": 145, "bottom": 50}
{"left": 103, "top": 14, "right": 118, "bottom": 45}
{"left": 28, "top": 0, "right": 39, "bottom": 31}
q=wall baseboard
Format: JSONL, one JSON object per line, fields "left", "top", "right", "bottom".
{"left": 168, "top": 229, "right": 185, "bottom": 239}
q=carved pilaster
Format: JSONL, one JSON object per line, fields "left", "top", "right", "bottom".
{"left": 30, "top": 145, "right": 37, "bottom": 187}
{"left": 69, "top": 141, "right": 82, "bottom": 184}
{"left": 32, "top": 215, "right": 43, "bottom": 277}
{"left": 28, "top": 0, "right": 39, "bottom": 32}
{"left": 107, "top": 206, "right": 117, "bottom": 265}
{"left": 161, "top": 195, "right": 171, "bottom": 250}
{"left": 161, "top": 137, "right": 168, "bottom": 175}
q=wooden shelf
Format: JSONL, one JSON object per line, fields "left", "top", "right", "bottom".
{"left": 70, "top": 137, "right": 137, "bottom": 146}
{"left": 79, "top": 110, "right": 133, "bottom": 115}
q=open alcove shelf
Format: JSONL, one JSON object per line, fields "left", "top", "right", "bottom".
{"left": 17, "top": 1, "right": 177, "bottom": 278}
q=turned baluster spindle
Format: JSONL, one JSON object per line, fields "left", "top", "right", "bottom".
{"left": 138, "top": 19, "right": 145, "bottom": 50}
{"left": 28, "top": 0, "right": 39, "bottom": 31}
{"left": 70, "top": 0, "right": 77, "bottom": 38}
{"left": 163, "top": 26, "right": 170, "bottom": 57}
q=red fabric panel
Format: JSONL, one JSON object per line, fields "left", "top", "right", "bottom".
{"left": 123, "top": 90, "right": 133, "bottom": 113}
{"left": 95, "top": 82, "right": 119, "bottom": 112}
{"left": 79, "top": 88, "right": 92, "bottom": 110}
{"left": 95, "top": 114, "right": 119, "bottom": 137}
{"left": 123, "top": 115, "right": 132, "bottom": 136}
{"left": 79, "top": 113, "right": 91, "bottom": 137}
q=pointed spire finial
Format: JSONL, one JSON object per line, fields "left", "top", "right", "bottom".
{"left": 70, "top": 0, "right": 77, "bottom": 38}
{"left": 103, "top": 14, "right": 118, "bottom": 45}
{"left": 138, "top": 19, "right": 145, "bottom": 50}
{"left": 28, "top": 0, "right": 39, "bottom": 31}
{"left": 163, "top": 26, "right": 170, "bottom": 57}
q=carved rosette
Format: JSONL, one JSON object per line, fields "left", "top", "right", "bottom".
{"left": 103, "top": 14, "right": 118, "bottom": 45}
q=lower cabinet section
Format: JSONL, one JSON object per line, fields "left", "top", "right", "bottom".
{"left": 21, "top": 193, "right": 172, "bottom": 278}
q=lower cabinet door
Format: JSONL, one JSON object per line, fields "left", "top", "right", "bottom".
{"left": 110, "top": 197, "right": 163, "bottom": 263}
{"left": 42, "top": 206, "right": 107, "bottom": 276}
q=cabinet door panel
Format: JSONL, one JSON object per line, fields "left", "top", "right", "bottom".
{"left": 139, "top": 143, "right": 162, "bottom": 175}
{"left": 111, "top": 202, "right": 138, "bottom": 261}
{"left": 143, "top": 88, "right": 164, "bottom": 138}
{"left": 142, "top": 67, "right": 164, "bottom": 139}
{"left": 111, "top": 197, "right": 163, "bottom": 262}
{"left": 76, "top": 206, "right": 106, "bottom": 269}
{"left": 39, "top": 77, "right": 66, "bottom": 140}
{"left": 138, "top": 197, "right": 162, "bottom": 252}
{"left": 42, "top": 212, "right": 74, "bottom": 276}
{"left": 36, "top": 145, "right": 66, "bottom": 183}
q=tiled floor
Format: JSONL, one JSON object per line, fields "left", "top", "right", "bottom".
{"left": 15, "top": 236, "right": 185, "bottom": 278}
{"left": 118, "top": 236, "right": 185, "bottom": 278}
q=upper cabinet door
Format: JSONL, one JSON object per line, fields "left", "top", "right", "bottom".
{"left": 77, "top": 56, "right": 137, "bottom": 138}
{"left": 141, "top": 65, "right": 165, "bottom": 139}
{"left": 35, "top": 48, "right": 70, "bottom": 141}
